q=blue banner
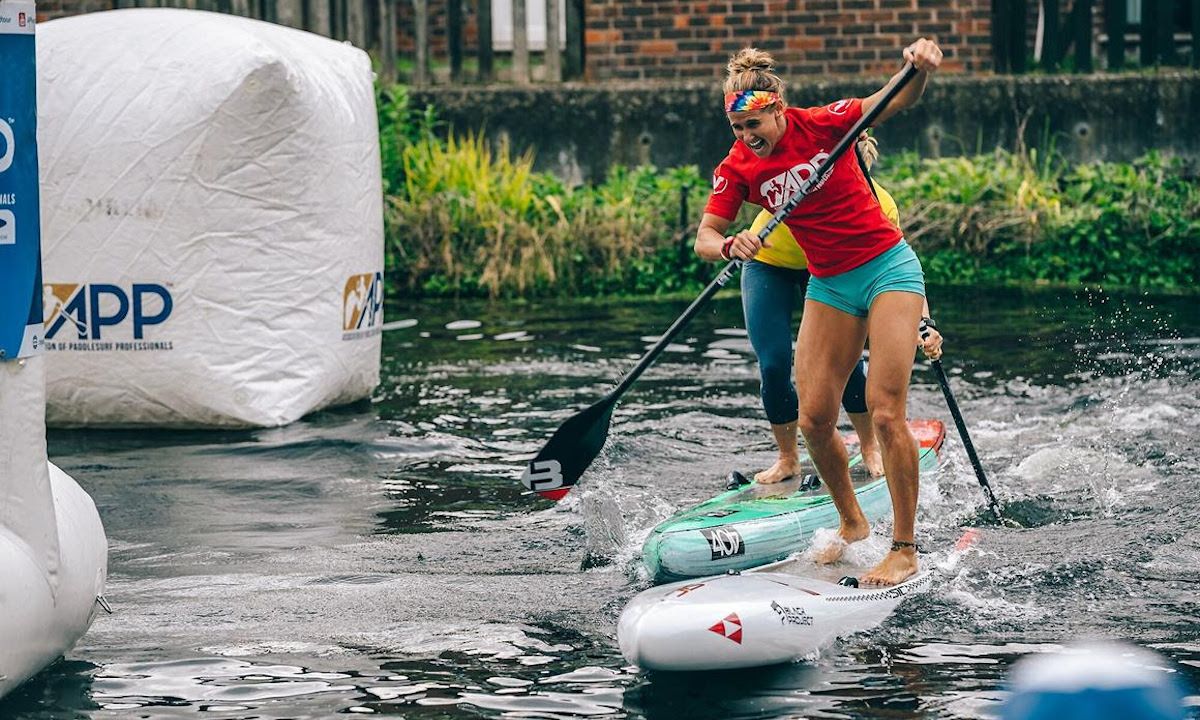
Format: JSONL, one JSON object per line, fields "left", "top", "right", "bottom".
{"left": 0, "top": 0, "right": 41, "bottom": 360}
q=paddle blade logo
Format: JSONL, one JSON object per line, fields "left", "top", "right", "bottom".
{"left": 522, "top": 459, "right": 565, "bottom": 492}
{"left": 708, "top": 613, "right": 742, "bottom": 644}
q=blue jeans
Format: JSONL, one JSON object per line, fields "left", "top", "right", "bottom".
{"left": 741, "top": 260, "right": 868, "bottom": 425}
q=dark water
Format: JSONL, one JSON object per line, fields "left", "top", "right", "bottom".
{"left": 4, "top": 285, "right": 1200, "bottom": 719}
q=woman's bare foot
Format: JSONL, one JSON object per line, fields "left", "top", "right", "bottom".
{"left": 846, "top": 412, "right": 884, "bottom": 477}
{"left": 861, "top": 545, "right": 919, "bottom": 586}
{"left": 755, "top": 456, "right": 800, "bottom": 484}
{"left": 860, "top": 441, "right": 884, "bottom": 477}
{"left": 813, "top": 519, "right": 870, "bottom": 564}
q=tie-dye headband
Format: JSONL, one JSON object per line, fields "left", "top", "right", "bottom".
{"left": 724, "top": 90, "right": 781, "bottom": 113}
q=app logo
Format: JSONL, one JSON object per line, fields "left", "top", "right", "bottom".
{"left": 708, "top": 612, "right": 742, "bottom": 644}
{"left": 44, "top": 283, "right": 173, "bottom": 340}
{"left": 342, "top": 271, "right": 383, "bottom": 339}
{"left": 0, "top": 119, "right": 14, "bottom": 173}
{"left": 0, "top": 209, "right": 13, "bottom": 245}
{"left": 759, "top": 151, "right": 832, "bottom": 210}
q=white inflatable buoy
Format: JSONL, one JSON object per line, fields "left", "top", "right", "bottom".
{"left": 36, "top": 8, "right": 384, "bottom": 427}
{"left": 0, "top": 2, "right": 108, "bottom": 699}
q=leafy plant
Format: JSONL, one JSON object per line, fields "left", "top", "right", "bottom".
{"left": 875, "top": 150, "right": 1200, "bottom": 290}
{"left": 377, "top": 86, "right": 1198, "bottom": 296}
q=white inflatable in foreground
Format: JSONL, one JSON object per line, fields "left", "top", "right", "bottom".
{"left": 0, "top": 358, "right": 108, "bottom": 700}
{"left": 37, "top": 8, "right": 384, "bottom": 427}
{"left": 0, "top": 2, "right": 107, "bottom": 699}
{"left": 618, "top": 562, "right": 932, "bottom": 671}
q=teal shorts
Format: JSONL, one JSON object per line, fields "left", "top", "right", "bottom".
{"left": 806, "top": 240, "right": 925, "bottom": 317}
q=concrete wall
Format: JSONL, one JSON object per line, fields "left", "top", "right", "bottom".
{"left": 412, "top": 72, "right": 1200, "bottom": 184}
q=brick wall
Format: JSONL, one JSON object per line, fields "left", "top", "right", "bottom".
{"left": 41, "top": 0, "right": 994, "bottom": 80}
{"left": 394, "top": 1, "right": 479, "bottom": 56}
{"left": 584, "top": 0, "right": 994, "bottom": 80}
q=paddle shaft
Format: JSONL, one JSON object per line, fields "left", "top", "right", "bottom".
{"left": 929, "top": 358, "right": 1004, "bottom": 522}
{"left": 610, "top": 63, "right": 920, "bottom": 401}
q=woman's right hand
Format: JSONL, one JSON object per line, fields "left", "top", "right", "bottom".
{"left": 723, "top": 229, "right": 766, "bottom": 261}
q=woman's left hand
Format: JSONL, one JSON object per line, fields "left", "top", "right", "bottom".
{"left": 903, "top": 38, "right": 943, "bottom": 73}
{"left": 918, "top": 324, "right": 943, "bottom": 360}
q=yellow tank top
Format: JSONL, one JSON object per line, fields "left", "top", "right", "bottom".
{"left": 749, "top": 180, "right": 900, "bottom": 270}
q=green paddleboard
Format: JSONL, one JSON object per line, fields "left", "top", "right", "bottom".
{"left": 642, "top": 419, "right": 946, "bottom": 582}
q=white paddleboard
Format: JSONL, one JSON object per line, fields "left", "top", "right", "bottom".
{"left": 618, "top": 562, "right": 934, "bottom": 672}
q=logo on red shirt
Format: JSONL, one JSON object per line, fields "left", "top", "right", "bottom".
{"left": 827, "top": 99, "right": 852, "bottom": 115}
{"left": 759, "top": 151, "right": 830, "bottom": 210}
{"left": 712, "top": 174, "right": 728, "bottom": 195}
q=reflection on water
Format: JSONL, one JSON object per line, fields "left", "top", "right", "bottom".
{"left": 2, "top": 286, "right": 1199, "bottom": 719}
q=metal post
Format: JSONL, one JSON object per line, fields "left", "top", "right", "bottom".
{"left": 1074, "top": 0, "right": 1094, "bottom": 72}
{"left": 1011, "top": 0, "right": 1027, "bottom": 73}
{"left": 379, "top": 0, "right": 397, "bottom": 82}
{"left": 1042, "top": 0, "right": 1060, "bottom": 69}
{"left": 448, "top": 0, "right": 463, "bottom": 82}
{"left": 564, "top": 0, "right": 583, "bottom": 79}
{"left": 478, "top": 0, "right": 494, "bottom": 82}
{"left": 1158, "top": 0, "right": 1176, "bottom": 64}
{"left": 308, "top": 0, "right": 332, "bottom": 36}
{"left": 992, "top": 0, "right": 1011, "bottom": 72}
{"left": 1193, "top": 0, "right": 1200, "bottom": 68}
{"left": 276, "top": 0, "right": 303, "bottom": 27}
{"left": 1105, "top": 0, "right": 1125, "bottom": 69}
{"left": 545, "top": 0, "right": 562, "bottom": 81}
{"left": 413, "top": 0, "right": 430, "bottom": 84}
{"left": 347, "top": 0, "right": 366, "bottom": 48}
{"left": 1141, "top": 0, "right": 1158, "bottom": 66}
{"left": 331, "top": 0, "right": 346, "bottom": 39}
{"left": 512, "top": 0, "right": 530, "bottom": 83}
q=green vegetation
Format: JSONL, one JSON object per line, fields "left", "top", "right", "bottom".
{"left": 379, "top": 85, "right": 713, "bottom": 297}
{"left": 379, "top": 89, "right": 1199, "bottom": 297}
{"left": 878, "top": 150, "right": 1200, "bottom": 288}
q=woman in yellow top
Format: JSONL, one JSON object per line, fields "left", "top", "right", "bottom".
{"left": 725, "top": 136, "right": 902, "bottom": 483}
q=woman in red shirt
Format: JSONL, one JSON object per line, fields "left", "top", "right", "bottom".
{"left": 695, "top": 40, "right": 943, "bottom": 586}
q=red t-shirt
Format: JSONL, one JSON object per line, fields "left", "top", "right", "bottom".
{"left": 704, "top": 100, "right": 903, "bottom": 277}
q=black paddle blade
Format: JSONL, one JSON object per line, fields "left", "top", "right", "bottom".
{"left": 521, "top": 396, "right": 616, "bottom": 501}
